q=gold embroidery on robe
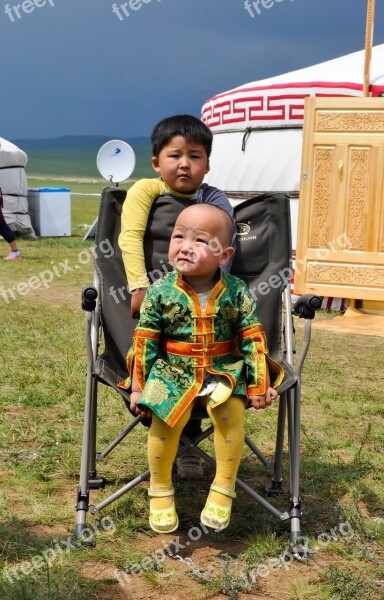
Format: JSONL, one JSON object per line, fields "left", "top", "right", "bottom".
{"left": 118, "top": 271, "right": 284, "bottom": 427}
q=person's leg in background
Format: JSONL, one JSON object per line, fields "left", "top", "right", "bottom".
{"left": 0, "top": 219, "right": 21, "bottom": 261}
{"left": 177, "top": 418, "right": 204, "bottom": 479}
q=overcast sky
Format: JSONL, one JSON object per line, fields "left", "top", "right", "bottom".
{"left": 1, "top": 0, "right": 383, "bottom": 140}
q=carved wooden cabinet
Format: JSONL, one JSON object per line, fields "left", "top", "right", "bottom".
{"left": 295, "top": 97, "right": 384, "bottom": 301}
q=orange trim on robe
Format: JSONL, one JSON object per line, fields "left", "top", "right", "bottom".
{"left": 119, "top": 271, "right": 285, "bottom": 426}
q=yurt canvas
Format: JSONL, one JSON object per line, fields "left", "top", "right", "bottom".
{"left": 202, "top": 44, "right": 384, "bottom": 252}
{"left": 0, "top": 137, "right": 35, "bottom": 236}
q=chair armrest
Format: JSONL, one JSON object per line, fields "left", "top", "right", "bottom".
{"left": 82, "top": 286, "right": 98, "bottom": 311}
{"left": 275, "top": 360, "right": 297, "bottom": 395}
{"left": 293, "top": 294, "right": 322, "bottom": 320}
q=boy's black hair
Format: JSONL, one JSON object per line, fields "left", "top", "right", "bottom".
{"left": 151, "top": 114, "right": 213, "bottom": 157}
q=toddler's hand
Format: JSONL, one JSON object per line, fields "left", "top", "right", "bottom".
{"left": 131, "top": 288, "right": 147, "bottom": 319}
{"left": 130, "top": 391, "right": 152, "bottom": 418}
{"left": 248, "top": 387, "right": 278, "bottom": 410}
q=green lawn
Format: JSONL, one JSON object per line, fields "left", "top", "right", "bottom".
{"left": 0, "top": 190, "right": 383, "bottom": 600}
{"left": 27, "top": 177, "right": 126, "bottom": 202}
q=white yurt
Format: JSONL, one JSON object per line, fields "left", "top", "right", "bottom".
{"left": 0, "top": 137, "right": 35, "bottom": 236}
{"left": 202, "top": 44, "right": 384, "bottom": 252}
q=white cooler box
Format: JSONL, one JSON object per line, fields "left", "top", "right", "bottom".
{"left": 27, "top": 187, "right": 71, "bottom": 237}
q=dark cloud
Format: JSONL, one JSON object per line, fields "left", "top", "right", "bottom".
{"left": 1, "top": 0, "right": 383, "bottom": 138}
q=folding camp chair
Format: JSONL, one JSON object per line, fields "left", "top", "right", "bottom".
{"left": 75, "top": 186, "right": 321, "bottom": 549}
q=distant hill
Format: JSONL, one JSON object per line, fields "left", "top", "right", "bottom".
{"left": 11, "top": 135, "right": 153, "bottom": 179}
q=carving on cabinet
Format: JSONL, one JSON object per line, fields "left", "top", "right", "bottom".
{"left": 310, "top": 147, "right": 334, "bottom": 247}
{"left": 346, "top": 148, "right": 369, "bottom": 250}
{"left": 316, "top": 111, "right": 384, "bottom": 133}
{"left": 307, "top": 264, "right": 384, "bottom": 287}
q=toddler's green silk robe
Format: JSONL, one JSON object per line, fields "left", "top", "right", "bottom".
{"left": 119, "top": 271, "right": 284, "bottom": 427}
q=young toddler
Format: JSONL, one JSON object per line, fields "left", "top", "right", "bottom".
{"left": 119, "top": 204, "right": 284, "bottom": 533}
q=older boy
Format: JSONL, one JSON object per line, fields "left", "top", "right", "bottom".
{"left": 118, "top": 114, "right": 236, "bottom": 318}
{"left": 118, "top": 115, "right": 236, "bottom": 479}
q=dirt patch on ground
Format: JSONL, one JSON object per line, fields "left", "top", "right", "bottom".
{"left": 62, "top": 476, "right": 341, "bottom": 599}
{"left": 71, "top": 518, "right": 341, "bottom": 600}
{"left": 57, "top": 484, "right": 78, "bottom": 509}
{"left": 78, "top": 544, "right": 333, "bottom": 600}
{"left": 26, "top": 523, "right": 70, "bottom": 540}
{"left": 339, "top": 492, "right": 384, "bottom": 520}
{"left": 2, "top": 405, "right": 32, "bottom": 418}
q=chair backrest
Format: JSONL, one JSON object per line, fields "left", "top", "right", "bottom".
{"left": 232, "top": 193, "right": 292, "bottom": 359}
{"left": 94, "top": 187, "right": 291, "bottom": 385}
{"left": 94, "top": 187, "right": 193, "bottom": 385}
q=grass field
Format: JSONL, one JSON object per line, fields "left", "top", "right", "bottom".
{"left": 0, "top": 188, "right": 383, "bottom": 599}
{"left": 23, "top": 140, "right": 153, "bottom": 180}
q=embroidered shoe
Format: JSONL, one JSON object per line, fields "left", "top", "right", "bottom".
{"left": 148, "top": 488, "right": 179, "bottom": 533}
{"left": 200, "top": 483, "right": 236, "bottom": 530}
{"left": 176, "top": 451, "right": 204, "bottom": 480}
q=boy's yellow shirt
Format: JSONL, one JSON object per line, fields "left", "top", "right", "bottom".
{"left": 119, "top": 178, "right": 236, "bottom": 292}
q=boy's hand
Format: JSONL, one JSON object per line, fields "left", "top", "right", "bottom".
{"left": 248, "top": 387, "right": 278, "bottom": 410}
{"left": 131, "top": 288, "right": 147, "bottom": 319}
{"left": 130, "top": 391, "right": 152, "bottom": 418}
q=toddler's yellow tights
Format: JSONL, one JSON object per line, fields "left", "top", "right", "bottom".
{"left": 148, "top": 395, "right": 245, "bottom": 510}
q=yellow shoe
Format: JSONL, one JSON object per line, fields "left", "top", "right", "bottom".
{"left": 200, "top": 483, "right": 236, "bottom": 530}
{"left": 148, "top": 488, "right": 179, "bottom": 533}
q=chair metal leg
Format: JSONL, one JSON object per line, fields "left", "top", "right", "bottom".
{"left": 88, "top": 379, "right": 97, "bottom": 478}
{"left": 75, "top": 292, "right": 102, "bottom": 538}
{"left": 265, "top": 391, "right": 287, "bottom": 495}
{"left": 96, "top": 414, "right": 142, "bottom": 460}
{"left": 266, "top": 287, "right": 294, "bottom": 496}
{"left": 90, "top": 470, "right": 150, "bottom": 515}
{"left": 84, "top": 277, "right": 104, "bottom": 488}
{"left": 75, "top": 313, "right": 96, "bottom": 538}
{"left": 245, "top": 435, "right": 273, "bottom": 469}
{"left": 287, "top": 384, "right": 302, "bottom": 544}
{"left": 287, "top": 317, "right": 313, "bottom": 547}
{"left": 87, "top": 379, "right": 105, "bottom": 489}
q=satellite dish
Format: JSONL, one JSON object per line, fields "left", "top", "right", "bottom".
{"left": 96, "top": 140, "right": 136, "bottom": 185}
